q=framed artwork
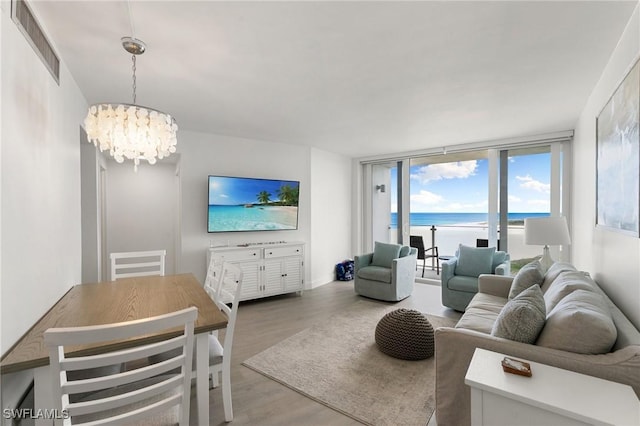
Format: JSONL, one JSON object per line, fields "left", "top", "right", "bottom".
{"left": 596, "top": 57, "right": 640, "bottom": 236}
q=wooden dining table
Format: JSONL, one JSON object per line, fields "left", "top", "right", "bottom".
{"left": 0, "top": 273, "right": 227, "bottom": 425}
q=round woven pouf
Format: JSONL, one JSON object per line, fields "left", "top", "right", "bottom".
{"left": 375, "top": 308, "right": 434, "bottom": 360}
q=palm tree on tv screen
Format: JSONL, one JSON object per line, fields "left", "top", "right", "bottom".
{"left": 256, "top": 191, "right": 271, "bottom": 204}
{"left": 278, "top": 185, "right": 299, "bottom": 206}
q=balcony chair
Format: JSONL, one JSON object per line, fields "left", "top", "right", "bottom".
{"left": 441, "top": 244, "right": 510, "bottom": 311}
{"left": 110, "top": 250, "right": 166, "bottom": 280}
{"left": 410, "top": 235, "right": 440, "bottom": 276}
{"left": 44, "top": 307, "right": 197, "bottom": 426}
{"left": 354, "top": 241, "right": 418, "bottom": 302}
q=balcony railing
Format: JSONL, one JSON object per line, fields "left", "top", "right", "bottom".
{"left": 391, "top": 224, "right": 543, "bottom": 273}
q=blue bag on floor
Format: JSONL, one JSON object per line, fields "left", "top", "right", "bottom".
{"left": 336, "top": 259, "right": 354, "bottom": 281}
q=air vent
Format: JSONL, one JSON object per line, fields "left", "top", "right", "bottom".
{"left": 11, "top": 0, "right": 60, "bottom": 84}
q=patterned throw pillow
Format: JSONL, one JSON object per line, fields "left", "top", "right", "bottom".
{"left": 491, "top": 284, "right": 546, "bottom": 344}
{"left": 508, "top": 260, "right": 544, "bottom": 299}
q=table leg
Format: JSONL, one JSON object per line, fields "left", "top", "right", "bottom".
{"left": 196, "top": 333, "right": 209, "bottom": 425}
{"left": 33, "top": 365, "right": 53, "bottom": 426}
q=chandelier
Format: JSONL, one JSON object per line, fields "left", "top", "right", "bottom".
{"left": 84, "top": 37, "right": 177, "bottom": 171}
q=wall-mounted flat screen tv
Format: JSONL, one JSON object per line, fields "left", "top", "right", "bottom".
{"left": 208, "top": 175, "right": 300, "bottom": 233}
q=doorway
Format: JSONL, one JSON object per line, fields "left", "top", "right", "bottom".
{"left": 81, "top": 134, "right": 182, "bottom": 282}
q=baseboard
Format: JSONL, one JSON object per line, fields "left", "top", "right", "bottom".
{"left": 309, "top": 275, "right": 341, "bottom": 289}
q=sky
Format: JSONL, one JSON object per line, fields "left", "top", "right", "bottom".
{"left": 391, "top": 152, "right": 551, "bottom": 213}
{"left": 208, "top": 176, "right": 299, "bottom": 205}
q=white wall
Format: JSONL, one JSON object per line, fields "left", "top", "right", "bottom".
{"left": 1, "top": 3, "right": 86, "bottom": 410}
{"left": 176, "top": 131, "right": 352, "bottom": 288}
{"left": 371, "top": 164, "right": 393, "bottom": 246}
{"left": 309, "top": 147, "right": 352, "bottom": 286}
{"left": 177, "top": 130, "right": 313, "bottom": 284}
{"left": 104, "top": 160, "right": 180, "bottom": 279}
{"left": 572, "top": 2, "right": 640, "bottom": 328}
{"left": 80, "top": 136, "right": 99, "bottom": 283}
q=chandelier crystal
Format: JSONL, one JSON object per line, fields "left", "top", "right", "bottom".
{"left": 84, "top": 37, "right": 177, "bottom": 171}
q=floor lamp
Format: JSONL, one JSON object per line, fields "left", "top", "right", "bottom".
{"left": 524, "top": 216, "right": 571, "bottom": 272}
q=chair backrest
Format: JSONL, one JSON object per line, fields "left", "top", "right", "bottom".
{"left": 44, "top": 307, "right": 197, "bottom": 426}
{"left": 477, "top": 238, "right": 501, "bottom": 251}
{"left": 203, "top": 254, "right": 225, "bottom": 300}
{"left": 110, "top": 250, "right": 166, "bottom": 281}
{"left": 410, "top": 235, "right": 425, "bottom": 260}
{"left": 215, "top": 262, "right": 244, "bottom": 356}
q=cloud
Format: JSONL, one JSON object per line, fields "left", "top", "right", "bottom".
{"left": 516, "top": 175, "right": 550, "bottom": 193}
{"left": 528, "top": 199, "right": 550, "bottom": 206}
{"left": 410, "top": 161, "right": 478, "bottom": 184}
{"left": 410, "top": 190, "right": 444, "bottom": 207}
{"left": 508, "top": 195, "right": 522, "bottom": 202}
{"left": 219, "top": 194, "right": 229, "bottom": 198}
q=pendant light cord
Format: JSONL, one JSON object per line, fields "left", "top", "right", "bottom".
{"left": 127, "top": 0, "right": 136, "bottom": 38}
{"left": 127, "top": 0, "right": 137, "bottom": 104}
{"left": 132, "top": 55, "right": 137, "bottom": 104}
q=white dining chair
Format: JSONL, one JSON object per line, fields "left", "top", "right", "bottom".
{"left": 203, "top": 254, "right": 225, "bottom": 301}
{"left": 202, "top": 254, "right": 225, "bottom": 382}
{"left": 110, "top": 250, "right": 166, "bottom": 281}
{"left": 207, "top": 261, "right": 244, "bottom": 422}
{"left": 44, "top": 307, "right": 197, "bottom": 426}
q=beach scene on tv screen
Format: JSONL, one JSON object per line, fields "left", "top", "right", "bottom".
{"left": 208, "top": 176, "right": 299, "bottom": 232}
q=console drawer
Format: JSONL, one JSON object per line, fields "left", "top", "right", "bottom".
{"left": 215, "top": 248, "right": 261, "bottom": 262}
{"left": 264, "top": 245, "right": 303, "bottom": 258}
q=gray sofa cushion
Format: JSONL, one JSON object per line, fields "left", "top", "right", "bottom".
{"left": 357, "top": 265, "right": 392, "bottom": 283}
{"left": 541, "top": 262, "right": 577, "bottom": 292}
{"left": 371, "top": 242, "right": 401, "bottom": 268}
{"left": 455, "top": 244, "right": 496, "bottom": 277}
{"left": 508, "top": 260, "right": 543, "bottom": 299}
{"left": 491, "top": 285, "right": 546, "bottom": 344}
{"left": 456, "top": 293, "right": 506, "bottom": 334}
{"left": 537, "top": 289, "right": 617, "bottom": 354}
{"left": 543, "top": 271, "right": 596, "bottom": 312}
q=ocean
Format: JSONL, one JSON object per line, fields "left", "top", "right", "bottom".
{"left": 390, "top": 212, "right": 549, "bottom": 227}
{"left": 208, "top": 205, "right": 298, "bottom": 232}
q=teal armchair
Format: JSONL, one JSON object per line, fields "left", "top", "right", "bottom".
{"left": 441, "top": 245, "right": 510, "bottom": 311}
{"left": 354, "top": 242, "right": 418, "bottom": 302}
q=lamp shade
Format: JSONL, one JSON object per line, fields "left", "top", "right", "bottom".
{"left": 524, "top": 216, "right": 571, "bottom": 246}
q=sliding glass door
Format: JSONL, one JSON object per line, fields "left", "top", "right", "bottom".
{"left": 363, "top": 139, "right": 571, "bottom": 274}
{"left": 498, "top": 145, "right": 570, "bottom": 269}
{"left": 409, "top": 152, "right": 490, "bottom": 258}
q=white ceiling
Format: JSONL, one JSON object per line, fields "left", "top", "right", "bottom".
{"left": 29, "top": 1, "right": 637, "bottom": 158}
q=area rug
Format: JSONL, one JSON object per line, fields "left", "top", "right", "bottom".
{"left": 242, "top": 300, "right": 457, "bottom": 426}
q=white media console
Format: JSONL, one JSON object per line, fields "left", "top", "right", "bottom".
{"left": 207, "top": 241, "right": 305, "bottom": 301}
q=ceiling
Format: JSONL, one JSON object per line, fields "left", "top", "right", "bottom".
{"left": 29, "top": 1, "right": 637, "bottom": 158}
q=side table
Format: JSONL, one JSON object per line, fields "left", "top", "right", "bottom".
{"left": 464, "top": 348, "right": 640, "bottom": 426}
